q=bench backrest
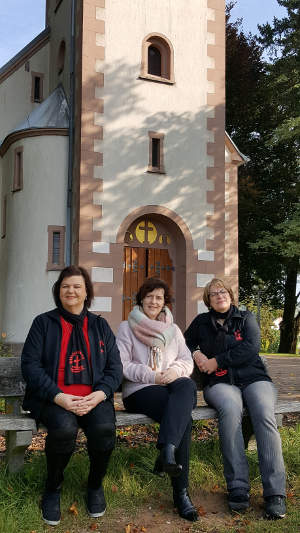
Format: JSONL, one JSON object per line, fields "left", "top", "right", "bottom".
{"left": 0, "top": 357, "right": 25, "bottom": 397}
{"left": 0, "top": 355, "right": 270, "bottom": 398}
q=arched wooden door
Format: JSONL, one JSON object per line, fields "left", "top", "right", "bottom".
{"left": 123, "top": 246, "right": 173, "bottom": 320}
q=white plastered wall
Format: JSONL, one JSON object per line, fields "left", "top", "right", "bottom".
{"left": 95, "top": 0, "right": 214, "bottom": 250}
{"left": 0, "top": 43, "right": 50, "bottom": 142}
{"left": 0, "top": 135, "right": 68, "bottom": 342}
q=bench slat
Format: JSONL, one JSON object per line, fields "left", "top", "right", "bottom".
{"left": 0, "top": 401, "right": 299, "bottom": 432}
{"left": 272, "top": 400, "right": 300, "bottom": 414}
{"left": 115, "top": 400, "right": 300, "bottom": 426}
{"left": 0, "top": 415, "right": 36, "bottom": 431}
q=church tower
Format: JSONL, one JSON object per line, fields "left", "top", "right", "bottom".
{"left": 0, "top": 0, "right": 241, "bottom": 344}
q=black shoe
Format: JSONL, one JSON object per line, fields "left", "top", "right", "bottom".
{"left": 87, "top": 486, "right": 106, "bottom": 518}
{"left": 41, "top": 489, "right": 61, "bottom": 526}
{"left": 159, "top": 444, "right": 182, "bottom": 477}
{"left": 265, "top": 495, "right": 286, "bottom": 520}
{"left": 173, "top": 488, "right": 199, "bottom": 522}
{"left": 228, "top": 488, "right": 250, "bottom": 512}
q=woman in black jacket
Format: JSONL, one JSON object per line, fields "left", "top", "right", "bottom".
{"left": 22, "top": 266, "right": 122, "bottom": 526}
{"left": 184, "top": 278, "right": 286, "bottom": 520}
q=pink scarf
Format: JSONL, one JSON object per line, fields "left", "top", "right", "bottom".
{"left": 127, "top": 305, "right": 175, "bottom": 353}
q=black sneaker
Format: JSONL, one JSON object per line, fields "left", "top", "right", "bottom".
{"left": 228, "top": 488, "right": 250, "bottom": 511}
{"left": 41, "top": 489, "right": 61, "bottom": 526}
{"left": 265, "top": 495, "right": 286, "bottom": 519}
{"left": 87, "top": 486, "right": 106, "bottom": 518}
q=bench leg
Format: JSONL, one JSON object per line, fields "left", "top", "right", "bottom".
{"left": 6, "top": 430, "right": 33, "bottom": 474}
{"left": 242, "top": 416, "right": 254, "bottom": 449}
{"left": 275, "top": 414, "right": 283, "bottom": 428}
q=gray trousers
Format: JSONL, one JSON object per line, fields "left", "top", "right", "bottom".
{"left": 204, "top": 380, "right": 286, "bottom": 497}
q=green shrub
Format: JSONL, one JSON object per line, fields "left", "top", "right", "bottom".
{"left": 241, "top": 301, "right": 282, "bottom": 353}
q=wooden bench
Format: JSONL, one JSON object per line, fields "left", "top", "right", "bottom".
{"left": 1, "top": 357, "right": 300, "bottom": 474}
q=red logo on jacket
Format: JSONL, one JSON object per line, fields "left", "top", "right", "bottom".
{"left": 215, "top": 368, "right": 228, "bottom": 377}
{"left": 234, "top": 330, "right": 243, "bottom": 341}
{"left": 99, "top": 340, "right": 104, "bottom": 353}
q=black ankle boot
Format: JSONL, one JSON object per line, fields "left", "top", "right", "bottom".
{"left": 173, "top": 488, "right": 199, "bottom": 522}
{"left": 153, "top": 455, "right": 165, "bottom": 477}
{"left": 159, "top": 444, "right": 182, "bottom": 477}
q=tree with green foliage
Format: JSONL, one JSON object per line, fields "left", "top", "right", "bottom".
{"left": 226, "top": 1, "right": 300, "bottom": 353}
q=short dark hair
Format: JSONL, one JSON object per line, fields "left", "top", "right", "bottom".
{"left": 135, "top": 277, "right": 171, "bottom": 306}
{"left": 52, "top": 265, "right": 94, "bottom": 308}
{"left": 202, "top": 277, "right": 235, "bottom": 308}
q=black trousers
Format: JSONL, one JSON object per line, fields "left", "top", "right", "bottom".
{"left": 39, "top": 399, "right": 116, "bottom": 490}
{"left": 123, "top": 377, "right": 197, "bottom": 490}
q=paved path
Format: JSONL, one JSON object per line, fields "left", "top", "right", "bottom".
{"left": 264, "top": 356, "right": 300, "bottom": 400}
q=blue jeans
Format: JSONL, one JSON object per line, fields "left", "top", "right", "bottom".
{"left": 204, "top": 381, "right": 286, "bottom": 497}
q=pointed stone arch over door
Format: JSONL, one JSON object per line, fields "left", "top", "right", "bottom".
{"left": 123, "top": 215, "right": 181, "bottom": 321}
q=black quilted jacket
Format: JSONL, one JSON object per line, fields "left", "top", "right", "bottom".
{"left": 184, "top": 306, "right": 271, "bottom": 388}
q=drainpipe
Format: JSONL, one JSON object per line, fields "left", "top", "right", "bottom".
{"left": 66, "top": 0, "right": 76, "bottom": 265}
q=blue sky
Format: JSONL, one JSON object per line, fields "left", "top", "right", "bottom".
{"left": 0, "top": 0, "right": 46, "bottom": 68}
{"left": 230, "top": 0, "right": 287, "bottom": 35}
{"left": 0, "top": 1, "right": 287, "bottom": 68}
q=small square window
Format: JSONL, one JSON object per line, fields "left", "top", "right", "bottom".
{"left": 47, "top": 225, "right": 65, "bottom": 270}
{"left": 148, "top": 132, "right": 165, "bottom": 173}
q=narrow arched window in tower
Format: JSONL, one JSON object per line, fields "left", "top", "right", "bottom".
{"left": 57, "top": 40, "right": 66, "bottom": 75}
{"left": 148, "top": 45, "right": 161, "bottom": 77}
{"left": 140, "top": 33, "right": 175, "bottom": 84}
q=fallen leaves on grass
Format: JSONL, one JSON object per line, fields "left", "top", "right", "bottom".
{"left": 197, "top": 505, "right": 207, "bottom": 516}
{"left": 124, "top": 524, "right": 147, "bottom": 533}
{"left": 69, "top": 502, "right": 78, "bottom": 516}
{"left": 90, "top": 523, "right": 98, "bottom": 530}
{"left": 287, "top": 491, "right": 296, "bottom": 503}
{"left": 111, "top": 484, "right": 118, "bottom": 492}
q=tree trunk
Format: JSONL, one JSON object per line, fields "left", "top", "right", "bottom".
{"left": 291, "top": 312, "right": 300, "bottom": 354}
{"left": 278, "top": 260, "right": 298, "bottom": 353}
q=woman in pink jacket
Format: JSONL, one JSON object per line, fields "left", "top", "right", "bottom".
{"left": 116, "top": 277, "right": 198, "bottom": 522}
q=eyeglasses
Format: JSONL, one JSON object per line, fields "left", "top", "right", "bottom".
{"left": 209, "top": 289, "right": 228, "bottom": 298}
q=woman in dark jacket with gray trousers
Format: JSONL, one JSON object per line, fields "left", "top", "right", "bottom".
{"left": 184, "top": 278, "right": 286, "bottom": 520}
{"left": 22, "top": 266, "right": 122, "bottom": 526}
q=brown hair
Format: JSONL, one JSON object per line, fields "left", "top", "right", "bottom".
{"left": 202, "top": 278, "right": 235, "bottom": 308}
{"left": 52, "top": 265, "right": 94, "bottom": 308}
{"left": 136, "top": 277, "right": 172, "bottom": 306}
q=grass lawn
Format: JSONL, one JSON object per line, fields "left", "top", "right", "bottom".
{"left": 0, "top": 421, "right": 299, "bottom": 533}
